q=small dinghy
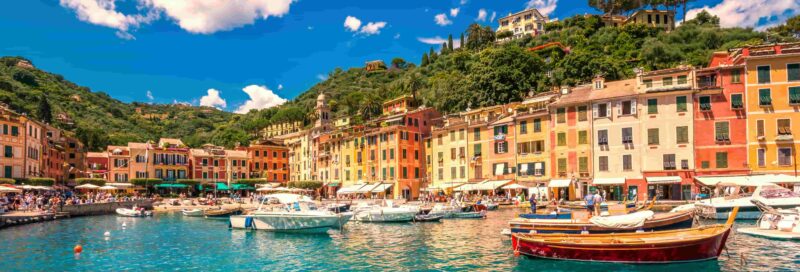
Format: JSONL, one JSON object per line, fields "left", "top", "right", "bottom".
{"left": 204, "top": 207, "right": 244, "bottom": 218}
{"left": 181, "top": 208, "right": 204, "bottom": 217}
{"left": 116, "top": 208, "right": 152, "bottom": 217}
{"left": 414, "top": 214, "right": 443, "bottom": 222}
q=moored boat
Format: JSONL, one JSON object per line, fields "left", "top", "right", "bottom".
{"left": 352, "top": 201, "right": 417, "bottom": 223}
{"left": 695, "top": 182, "right": 800, "bottom": 220}
{"left": 181, "top": 208, "right": 204, "bottom": 217}
{"left": 116, "top": 208, "right": 153, "bottom": 217}
{"left": 511, "top": 207, "right": 739, "bottom": 263}
{"left": 230, "top": 194, "right": 352, "bottom": 233}
{"left": 414, "top": 214, "right": 443, "bottom": 222}
{"left": 508, "top": 209, "right": 694, "bottom": 234}
{"left": 204, "top": 207, "right": 244, "bottom": 218}
{"left": 326, "top": 203, "right": 351, "bottom": 213}
{"left": 737, "top": 199, "right": 800, "bottom": 240}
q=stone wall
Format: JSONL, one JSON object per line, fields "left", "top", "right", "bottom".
{"left": 59, "top": 200, "right": 154, "bottom": 217}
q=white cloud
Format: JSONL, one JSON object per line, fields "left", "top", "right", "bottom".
{"left": 526, "top": 0, "right": 558, "bottom": 17}
{"left": 234, "top": 85, "right": 287, "bottom": 114}
{"left": 434, "top": 13, "right": 452, "bottom": 26}
{"left": 116, "top": 31, "right": 136, "bottom": 40}
{"left": 199, "top": 89, "right": 226, "bottom": 109}
{"left": 490, "top": 11, "right": 497, "bottom": 22}
{"left": 450, "top": 8, "right": 460, "bottom": 17}
{"left": 172, "top": 99, "right": 191, "bottom": 106}
{"left": 277, "top": 84, "right": 283, "bottom": 90}
{"left": 477, "top": 9, "right": 487, "bottom": 21}
{"left": 60, "top": 0, "right": 295, "bottom": 37}
{"left": 417, "top": 36, "right": 447, "bottom": 45}
{"left": 317, "top": 74, "right": 328, "bottom": 81}
{"left": 146, "top": 90, "right": 154, "bottom": 100}
{"left": 360, "top": 21, "right": 387, "bottom": 35}
{"left": 344, "top": 15, "right": 362, "bottom": 32}
{"left": 684, "top": 0, "right": 800, "bottom": 29}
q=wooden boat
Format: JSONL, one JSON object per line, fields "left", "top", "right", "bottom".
{"left": 204, "top": 207, "right": 244, "bottom": 218}
{"left": 508, "top": 209, "right": 694, "bottom": 234}
{"left": 414, "top": 214, "right": 443, "bottom": 222}
{"left": 511, "top": 207, "right": 739, "bottom": 263}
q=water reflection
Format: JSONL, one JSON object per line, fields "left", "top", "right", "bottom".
{"left": 0, "top": 209, "right": 798, "bottom": 271}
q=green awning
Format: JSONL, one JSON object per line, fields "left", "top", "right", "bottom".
{"left": 326, "top": 181, "right": 341, "bottom": 187}
{"left": 215, "top": 182, "right": 230, "bottom": 190}
{"left": 155, "top": 184, "right": 188, "bottom": 188}
{"left": 232, "top": 184, "right": 255, "bottom": 190}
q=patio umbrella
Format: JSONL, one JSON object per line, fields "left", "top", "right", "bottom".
{"left": 0, "top": 186, "right": 22, "bottom": 193}
{"left": 98, "top": 185, "right": 118, "bottom": 190}
{"left": 502, "top": 184, "right": 528, "bottom": 190}
{"left": 75, "top": 184, "right": 100, "bottom": 189}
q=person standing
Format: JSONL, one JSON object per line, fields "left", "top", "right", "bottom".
{"left": 584, "top": 190, "right": 595, "bottom": 214}
{"left": 593, "top": 190, "right": 603, "bottom": 216}
{"left": 529, "top": 194, "right": 537, "bottom": 214}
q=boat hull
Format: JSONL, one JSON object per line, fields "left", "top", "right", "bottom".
{"left": 518, "top": 213, "right": 571, "bottom": 220}
{"left": 232, "top": 214, "right": 350, "bottom": 233}
{"left": 512, "top": 226, "right": 731, "bottom": 263}
{"left": 181, "top": 209, "right": 204, "bottom": 217}
{"left": 695, "top": 204, "right": 797, "bottom": 220}
{"left": 450, "top": 211, "right": 487, "bottom": 219}
{"left": 354, "top": 210, "right": 416, "bottom": 222}
{"left": 509, "top": 211, "right": 694, "bottom": 234}
{"left": 116, "top": 208, "right": 152, "bottom": 217}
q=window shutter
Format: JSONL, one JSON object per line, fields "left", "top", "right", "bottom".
{"left": 592, "top": 104, "right": 598, "bottom": 118}
{"left": 606, "top": 102, "right": 612, "bottom": 118}
{"left": 616, "top": 101, "right": 622, "bottom": 116}
{"left": 631, "top": 100, "right": 637, "bottom": 115}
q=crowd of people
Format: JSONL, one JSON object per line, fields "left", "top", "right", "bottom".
{"left": 0, "top": 190, "right": 153, "bottom": 214}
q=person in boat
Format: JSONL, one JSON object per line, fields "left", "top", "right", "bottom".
{"left": 529, "top": 194, "right": 537, "bottom": 214}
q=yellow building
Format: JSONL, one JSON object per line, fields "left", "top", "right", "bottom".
{"left": 514, "top": 92, "right": 556, "bottom": 187}
{"left": 601, "top": 9, "right": 675, "bottom": 31}
{"left": 496, "top": 8, "right": 548, "bottom": 41}
{"left": 262, "top": 121, "right": 303, "bottom": 139}
{"left": 430, "top": 115, "right": 470, "bottom": 187}
{"left": 739, "top": 43, "right": 800, "bottom": 174}
{"left": 549, "top": 85, "right": 593, "bottom": 200}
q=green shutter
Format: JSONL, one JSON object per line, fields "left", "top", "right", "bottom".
{"left": 558, "top": 158, "right": 567, "bottom": 172}
{"left": 759, "top": 88, "right": 772, "bottom": 105}
{"left": 677, "top": 75, "right": 687, "bottom": 85}
{"left": 578, "top": 131, "right": 587, "bottom": 144}
{"left": 715, "top": 122, "right": 729, "bottom": 140}
{"left": 676, "top": 126, "right": 688, "bottom": 143}
{"left": 557, "top": 133, "right": 566, "bottom": 146}
{"left": 716, "top": 152, "right": 728, "bottom": 168}
{"left": 579, "top": 157, "right": 588, "bottom": 172}
{"left": 789, "top": 64, "right": 800, "bottom": 81}
{"left": 648, "top": 99, "right": 658, "bottom": 114}
{"left": 790, "top": 87, "right": 800, "bottom": 104}
{"left": 474, "top": 143, "right": 481, "bottom": 156}
{"left": 731, "top": 94, "right": 743, "bottom": 108}
{"left": 758, "top": 66, "right": 771, "bottom": 84}
{"left": 676, "top": 96, "right": 687, "bottom": 112}
{"left": 648, "top": 128, "right": 659, "bottom": 145}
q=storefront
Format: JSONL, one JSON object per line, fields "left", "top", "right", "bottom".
{"left": 547, "top": 179, "right": 573, "bottom": 201}
{"left": 645, "top": 176, "right": 689, "bottom": 200}
{"left": 589, "top": 178, "right": 625, "bottom": 201}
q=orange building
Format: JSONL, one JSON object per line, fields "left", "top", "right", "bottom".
{"left": 549, "top": 85, "right": 593, "bottom": 200}
{"left": 247, "top": 139, "right": 289, "bottom": 183}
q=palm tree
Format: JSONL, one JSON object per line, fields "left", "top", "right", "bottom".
{"left": 403, "top": 72, "right": 425, "bottom": 101}
{"left": 359, "top": 93, "right": 382, "bottom": 121}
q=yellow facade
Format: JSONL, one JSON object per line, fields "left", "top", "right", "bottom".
{"left": 514, "top": 94, "right": 554, "bottom": 186}
{"left": 430, "top": 118, "right": 469, "bottom": 187}
{"left": 744, "top": 48, "right": 800, "bottom": 174}
{"left": 496, "top": 8, "right": 547, "bottom": 40}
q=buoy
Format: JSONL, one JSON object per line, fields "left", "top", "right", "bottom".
{"left": 73, "top": 245, "right": 83, "bottom": 254}
{"left": 122, "top": 223, "right": 127, "bottom": 227}
{"left": 104, "top": 231, "right": 111, "bottom": 237}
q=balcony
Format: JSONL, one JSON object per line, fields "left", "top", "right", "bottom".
{"left": 715, "top": 134, "right": 730, "bottom": 143}
{"left": 622, "top": 136, "right": 633, "bottom": 144}
{"left": 760, "top": 96, "right": 772, "bottom": 107}
{"left": 731, "top": 101, "right": 744, "bottom": 110}
{"left": 494, "top": 133, "right": 506, "bottom": 141}
{"left": 699, "top": 103, "right": 712, "bottom": 111}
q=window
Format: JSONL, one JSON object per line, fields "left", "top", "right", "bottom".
{"left": 701, "top": 161, "right": 709, "bottom": 169}
{"left": 623, "top": 154, "right": 632, "bottom": 171}
{"left": 578, "top": 131, "right": 588, "bottom": 145}
{"left": 621, "top": 100, "right": 635, "bottom": 115}
{"left": 677, "top": 75, "right": 687, "bottom": 85}
{"left": 402, "top": 167, "right": 408, "bottom": 179}
{"left": 520, "top": 121, "right": 528, "bottom": 134}
{"left": 676, "top": 96, "right": 687, "bottom": 112}
{"left": 578, "top": 157, "right": 588, "bottom": 173}
{"left": 390, "top": 149, "right": 395, "bottom": 159}
{"left": 662, "top": 77, "right": 673, "bottom": 86}
{"left": 532, "top": 140, "right": 545, "bottom": 153}
{"left": 473, "top": 128, "right": 481, "bottom": 140}
{"left": 681, "top": 160, "right": 689, "bottom": 170}
{"left": 518, "top": 142, "right": 531, "bottom": 155}
{"left": 789, "top": 64, "right": 800, "bottom": 81}
{"left": 643, "top": 79, "right": 653, "bottom": 88}
{"left": 757, "top": 148, "right": 766, "bottom": 167}
{"left": 647, "top": 98, "right": 658, "bottom": 114}
{"left": 757, "top": 120, "right": 765, "bottom": 138}
{"left": 459, "top": 129, "right": 465, "bottom": 140}
{"left": 459, "top": 166, "right": 465, "bottom": 179}
{"left": 597, "top": 103, "right": 608, "bottom": 118}
{"left": 474, "top": 143, "right": 482, "bottom": 156}
{"left": 557, "top": 133, "right": 566, "bottom": 146}
{"left": 779, "top": 148, "right": 793, "bottom": 166}
{"left": 757, "top": 66, "right": 771, "bottom": 84}
{"left": 533, "top": 119, "right": 541, "bottom": 132}
{"left": 437, "top": 168, "right": 443, "bottom": 180}
{"left": 10, "top": 126, "right": 18, "bottom": 136}
{"left": 715, "top": 122, "right": 730, "bottom": 141}
{"left": 556, "top": 108, "right": 566, "bottom": 123}
{"left": 557, "top": 158, "right": 567, "bottom": 174}
{"left": 648, "top": 128, "right": 659, "bottom": 145}
{"left": 451, "top": 148, "right": 456, "bottom": 160}
{"left": 494, "top": 125, "right": 508, "bottom": 136}
{"left": 676, "top": 126, "right": 689, "bottom": 143}
{"left": 716, "top": 152, "right": 728, "bottom": 168}
{"left": 578, "top": 106, "right": 588, "bottom": 121}
{"left": 698, "top": 96, "right": 711, "bottom": 111}
{"left": 599, "top": 156, "right": 609, "bottom": 171}
{"left": 731, "top": 94, "right": 744, "bottom": 109}
{"left": 778, "top": 119, "right": 791, "bottom": 135}
{"left": 494, "top": 141, "right": 508, "bottom": 154}
{"left": 759, "top": 89, "right": 772, "bottom": 106}
{"left": 402, "top": 149, "right": 408, "bottom": 159}
{"left": 790, "top": 87, "right": 800, "bottom": 104}
{"left": 731, "top": 69, "right": 741, "bottom": 83}
{"left": 450, "top": 131, "right": 455, "bottom": 141}
{"left": 4, "top": 146, "right": 12, "bottom": 158}
{"left": 415, "top": 168, "right": 420, "bottom": 179}
{"left": 622, "top": 127, "right": 633, "bottom": 144}
{"left": 598, "top": 130, "right": 608, "bottom": 145}
{"left": 663, "top": 154, "right": 676, "bottom": 170}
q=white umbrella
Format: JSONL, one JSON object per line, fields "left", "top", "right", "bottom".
{"left": 502, "top": 183, "right": 528, "bottom": 190}
{"left": 98, "top": 185, "right": 118, "bottom": 190}
{"left": 75, "top": 184, "right": 100, "bottom": 189}
{"left": 0, "top": 186, "right": 22, "bottom": 193}
{"left": 262, "top": 193, "right": 312, "bottom": 204}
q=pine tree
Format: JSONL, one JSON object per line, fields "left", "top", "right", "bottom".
{"left": 37, "top": 95, "right": 52, "bottom": 124}
{"left": 441, "top": 42, "right": 448, "bottom": 54}
{"left": 448, "top": 34, "right": 454, "bottom": 51}
{"left": 421, "top": 53, "right": 429, "bottom": 66}
{"left": 460, "top": 33, "right": 465, "bottom": 50}
{"left": 429, "top": 47, "right": 437, "bottom": 62}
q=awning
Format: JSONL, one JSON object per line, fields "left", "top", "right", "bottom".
{"left": 454, "top": 182, "right": 482, "bottom": 192}
{"left": 494, "top": 164, "right": 505, "bottom": 176}
{"left": 215, "top": 183, "right": 229, "bottom": 190}
{"left": 694, "top": 176, "right": 751, "bottom": 187}
{"left": 748, "top": 174, "right": 800, "bottom": 184}
{"left": 475, "top": 179, "right": 513, "bottom": 190}
{"left": 232, "top": 184, "right": 255, "bottom": 190}
{"left": 423, "top": 182, "right": 465, "bottom": 191}
{"left": 646, "top": 176, "right": 681, "bottom": 184}
{"left": 502, "top": 183, "right": 528, "bottom": 190}
{"left": 337, "top": 184, "right": 367, "bottom": 194}
{"left": 548, "top": 179, "right": 571, "bottom": 188}
{"left": 155, "top": 184, "right": 189, "bottom": 188}
{"left": 592, "top": 178, "right": 625, "bottom": 185}
{"left": 371, "top": 183, "right": 393, "bottom": 193}
{"left": 107, "top": 183, "right": 134, "bottom": 187}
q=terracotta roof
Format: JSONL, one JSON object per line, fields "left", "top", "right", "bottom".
{"left": 552, "top": 79, "right": 637, "bottom": 105}
{"left": 87, "top": 152, "right": 108, "bottom": 158}
{"left": 225, "top": 150, "right": 248, "bottom": 158}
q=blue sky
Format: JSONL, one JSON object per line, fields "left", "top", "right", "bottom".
{"left": 1, "top": 0, "right": 796, "bottom": 113}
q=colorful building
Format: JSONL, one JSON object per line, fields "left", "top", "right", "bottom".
{"left": 247, "top": 139, "right": 289, "bottom": 183}
{"left": 514, "top": 92, "right": 556, "bottom": 187}
{"left": 0, "top": 105, "right": 25, "bottom": 179}
{"left": 496, "top": 8, "right": 548, "bottom": 41}
{"left": 549, "top": 85, "right": 593, "bottom": 200}
{"left": 86, "top": 151, "right": 109, "bottom": 179}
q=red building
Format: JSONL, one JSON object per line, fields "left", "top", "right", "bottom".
{"left": 693, "top": 52, "right": 750, "bottom": 178}
{"left": 247, "top": 139, "right": 289, "bottom": 183}
{"left": 86, "top": 152, "right": 109, "bottom": 179}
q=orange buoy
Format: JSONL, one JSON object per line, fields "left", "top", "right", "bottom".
{"left": 73, "top": 245, "right": 83, "bottom": 254}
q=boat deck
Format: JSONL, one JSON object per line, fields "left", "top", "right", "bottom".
{"left": 738, "top": 228, "right": 800, "bottom": 240}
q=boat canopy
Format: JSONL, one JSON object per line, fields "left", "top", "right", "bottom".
{"left": 548, "top": 179, "right": 571, "bottom": 188}
{"left": 337, "top": 184, "right": 366, "bottom": 194}
{"left": 370, "top": 183, "right": 393, "bottom": 193}
{"left": 592, "top": 178, "right": 625, "bottom": 185}
{"left": 354, "top": 184, "right": 376, "bottom": 193}
{"left": 454, "top": 182, "right": 482, "bottom": 192}
{"left": 646, "top": 176, "right": 681, "bottom": 184}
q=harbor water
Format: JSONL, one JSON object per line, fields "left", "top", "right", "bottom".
{"left": 0, "top": 208, "right": 798, "bottom": 271}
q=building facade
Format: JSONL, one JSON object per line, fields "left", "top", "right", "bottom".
{"left": 496, "top": 8, "right": 548, "bottom": 41}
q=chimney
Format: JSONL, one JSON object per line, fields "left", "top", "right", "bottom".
{"left": 593, "top": 75, "right": 605, "bottom": 90}
{"left": 560, "top": 86, "right": 570, "bottom": 95}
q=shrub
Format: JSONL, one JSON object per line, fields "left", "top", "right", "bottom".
{"left": 287, "top": 181, "right": 323, "bottom": 190}
{"left": 21, "top": 178, "right": 55, "bottom": 186}
{"left": 75, "top": 178, "right": 106, "bottom": 186}
{"left": 0, "top": 178, "right": 14, "bottom": 184}
{"left": 12, "top": 70, "right": 37, "bottom": 86}
{"left": 131, "top": 178, "right": 162, "bottom": 186}
{"left": 234, "top": 178, "right": 268, "bottom": 185}
{"left": 176, "top": 179, "right": 200, "bottom": 185}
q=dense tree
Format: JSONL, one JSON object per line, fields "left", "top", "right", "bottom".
{"left": 459, "top": 33, "right": 465, "bottom": 49}
{"left": 465, "top": 23, "right": 495, "bottom": 50}
{"left": 37, "top": 95, "right": 52, "bottom": 124}
{"left": 421, "top": 53, "right": 429, "bottom": 66}
{"left": 447, "top": 34, "right": 454, "bottom": 52}
{"left": 391, "top": 57, "right": 408, "bottom": 69}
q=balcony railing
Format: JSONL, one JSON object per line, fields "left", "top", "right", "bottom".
{"left": 700, "top": 103, "right": 712, "bottom": 111}
{"left": 715, "top": 134, "right": 730, "bottom": 142}
{"left": 760, "top": 96, "right": 772, "bottom": 106}
{"left": 731, "top": 101, "right": 744, "bottom": 109}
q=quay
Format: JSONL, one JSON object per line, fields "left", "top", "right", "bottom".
{"left": 0, "top": 200, "right": 153, "bottom": 229}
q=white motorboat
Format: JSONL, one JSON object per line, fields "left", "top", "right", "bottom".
{"left": 695, "top": 182, "right": 800, "bottom": 220}
{"left": 352, "top": 201, "right": 416, "bottom": 223}
{"left": 737, "top": 199, "right": 800, "bottom": 240}
{"left": 230, "top": 194, "right": 352, "bottom": 233}
{"left": 181, "top": 208, "right": 204, "bottom": 217}
{"left": 116, "top": 208, "right": 152, "bottom": 217}
{"left": 427, "top": 203, "right": 461, "bottom": 218}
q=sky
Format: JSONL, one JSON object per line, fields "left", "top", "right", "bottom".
{"left": 1, "top": 0, "right": 798, "bottom": 114}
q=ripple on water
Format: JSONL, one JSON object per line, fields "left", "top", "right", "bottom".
{"left": 0, "top": 209, "right": 798, "bottom": 271}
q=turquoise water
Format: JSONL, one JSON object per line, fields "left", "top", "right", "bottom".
{"left": 0, "top": 208, "right": 798, "bottom": 271}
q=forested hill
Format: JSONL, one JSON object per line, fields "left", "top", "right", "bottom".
{"left": 1, "top": 11, "right": 797, "bottom": 151}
